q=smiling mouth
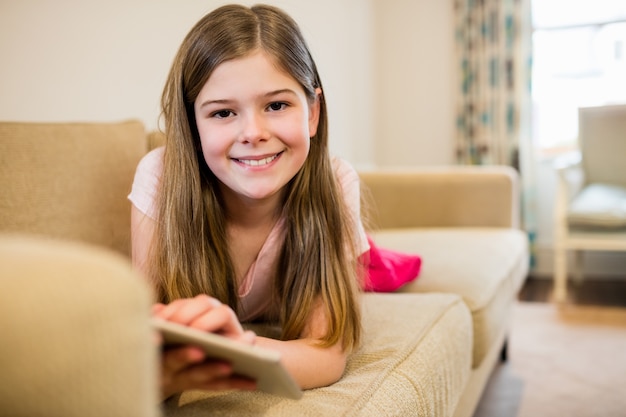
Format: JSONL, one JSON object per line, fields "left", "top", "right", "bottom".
{"left": 233, "top": 152, "right": 282, "bottom": 167}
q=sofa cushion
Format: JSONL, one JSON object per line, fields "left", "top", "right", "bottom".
{"left": 0, "top": 120, "right": 146, "bottom": 256}
{"left": 163, "top": 293, "right": 472, "bottom": 417}
{"left": 372, "top": 228, "right": 528, "bottom": 368}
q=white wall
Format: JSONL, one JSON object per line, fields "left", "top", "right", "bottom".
{"left": 0, "top": 0, "right": 378, "bottom": 166}
{"left": 373, "top": 0, "right": 456, "bottom": 167}
{"left": 0, "top": 0, "right": 456, "bottom": 169}
{"left": 0, "top": 0, "right": 203, "bottom": 128}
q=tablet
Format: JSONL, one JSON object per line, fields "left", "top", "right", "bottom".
{"left": 152, "top": 318, "right": 303, "bottom": 399}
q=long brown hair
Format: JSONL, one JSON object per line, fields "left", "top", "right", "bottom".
{"left": 153, "top": 4, "right": 361, "bottom": 350}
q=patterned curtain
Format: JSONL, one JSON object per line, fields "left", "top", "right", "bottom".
{"left": 454, "top": 0, "right": 536, "bottom": 266}
{"left": 454, "top": 0, "right": 531, "bottom": 167}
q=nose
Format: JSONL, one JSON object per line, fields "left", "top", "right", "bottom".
{"left": 239, "top": 111, "right": 268, "bottom": 144}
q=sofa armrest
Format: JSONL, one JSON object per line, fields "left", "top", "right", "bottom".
{"left": 0, "top": 235, "right": 159, "bottom": 417}
{"left": 358, "top": 166, "right": 520, "bottom": 229}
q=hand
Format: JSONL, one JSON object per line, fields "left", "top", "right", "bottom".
{"left": 153, "top": 294, "right": 257, "bottom": 400}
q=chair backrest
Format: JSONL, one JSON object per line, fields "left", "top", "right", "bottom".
{"left": 578, "top": 104, "right": 626, "bottom": 187}
{"left": 0, "top": 120, "right": 147, "bottom": 257}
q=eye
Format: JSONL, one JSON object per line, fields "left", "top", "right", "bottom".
{"left": 211, "top": 109, "right": 235, "bottom": 119}
{"left": 267, "top": 102, "right": 288, "bottom": 112}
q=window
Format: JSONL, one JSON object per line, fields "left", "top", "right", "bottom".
{"left": 531, "top": 0, "right": 626, "bottom": 152}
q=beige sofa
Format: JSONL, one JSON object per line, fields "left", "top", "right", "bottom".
{"left": 0, "top": 120, "right": 528, "bottom": 417}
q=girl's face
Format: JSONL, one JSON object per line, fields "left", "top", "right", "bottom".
{"left": 194, "top": 50, "right": 320, "bottom": 205}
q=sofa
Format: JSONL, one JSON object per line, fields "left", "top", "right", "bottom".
{"left": 0, "top": 120, "right": 529, "bottom": 417}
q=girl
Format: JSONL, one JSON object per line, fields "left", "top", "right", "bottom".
{"left": 129, "top": 4, "right": 369, "bottom": 398}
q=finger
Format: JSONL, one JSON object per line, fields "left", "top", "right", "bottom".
{"left": 160, "top": 346, "right": 207, "bottom": 398}
{"left": 157, "top": 295, "right": 221, "bottom": 324}
{"left": 186, "top": 361, "right": 234, "bottom": 384}
{"left": 194, "top": 375, "right": 257, "bottom": 392}
{"left": 237, "top": 330, "right": 257, "bottom": 346}
{"left": 183, "top": 362, "right": 257, "bottom": 391}
{"left": 189, "top": 303, "right": 244, "bottom": 336}
{"left": 166, "top": 361, "right": 248, "bottom": 393}
{"left": 152, "top": 303, "right": 166, "bottom": 315}
{"left": 162, "top": 346, "right": 206, "bottom": 376}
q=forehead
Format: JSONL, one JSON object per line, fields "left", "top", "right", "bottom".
{"left": 200, "top": 50, "right": 303, "bottom": 97}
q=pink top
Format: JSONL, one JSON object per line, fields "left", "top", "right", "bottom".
{"left": 128, "top": 147, "right": 369, "bottom": 320}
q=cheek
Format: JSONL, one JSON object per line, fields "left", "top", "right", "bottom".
{"left": 197, "top": 131, "right": 225, "bottom": 169}
{"left": 281, "top": 118, "right": 313, "bottom": 147}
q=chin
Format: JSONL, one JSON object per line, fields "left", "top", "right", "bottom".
{"left": 240, "top": 186, "right": 282, "bottom": 201}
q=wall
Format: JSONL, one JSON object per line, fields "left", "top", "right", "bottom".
{"left": 0, "top": 0, "right": 377, "bottom": 167}
{"left": 373, "top": 0, "right": 456, "bottom": 167}
{"left": 0, "top": 0, "right": 456, "bottom": 169}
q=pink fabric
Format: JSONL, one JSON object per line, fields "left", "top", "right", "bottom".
{"left": 360, "top": 235, "right": 421, "bottom": 292}
{"left": 235, "top": 217, "right": 285, "bottom": 321}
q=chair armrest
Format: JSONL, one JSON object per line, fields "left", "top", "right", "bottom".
{"left": 553, "top": 152, "right": 585, "bottom": 239}
{"left": 553, "top": 151, "right": 585, "bottom": 202}
{"left": 358, "top": 166, "right": 520, "bottom": 229}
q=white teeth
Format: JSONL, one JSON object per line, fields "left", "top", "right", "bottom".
{"left": 237, "top": 154, "right": 278, "bottom": 166}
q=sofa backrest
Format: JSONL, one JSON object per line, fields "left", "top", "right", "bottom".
{"left": 359, "top": 166, "right": 519, "bottom": 229}
{"left": 0, "top": 120, "right": 147, "bottom": 257}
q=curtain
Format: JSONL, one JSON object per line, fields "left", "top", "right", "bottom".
{"left": 454, "top": 0, "right": 537, "bottom": 267}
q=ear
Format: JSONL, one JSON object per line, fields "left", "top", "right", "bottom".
{"left": 308, "top": 88, "right": 322, "bottom": 138}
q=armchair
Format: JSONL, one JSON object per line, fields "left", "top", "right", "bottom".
{"left": 553, "top": 104, "right": 626, "bottom": 303}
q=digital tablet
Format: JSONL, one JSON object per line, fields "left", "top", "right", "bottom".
{"left": 152, "top": 318, "right": 303, "bottom": 399}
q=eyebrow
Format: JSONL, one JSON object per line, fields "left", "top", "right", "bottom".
{"left": 199, "top": 89, "right": 298, "bottom": 109}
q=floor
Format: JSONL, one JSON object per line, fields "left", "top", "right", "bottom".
{"left": 472, "top": 276, "right": 626, "bottom": 417}
{"left": 518, "top": 275, "right": 626, "bottom": 307}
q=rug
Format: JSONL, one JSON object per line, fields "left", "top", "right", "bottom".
{"left": 474, "top": 301, "right": 626, "bottom": 417}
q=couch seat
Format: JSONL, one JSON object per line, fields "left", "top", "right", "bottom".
{"left": 372, "top": 228, "right": 528, "bottom": 367}
{"left": 163, "top": 293, "right": 472, "bottom": 417}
